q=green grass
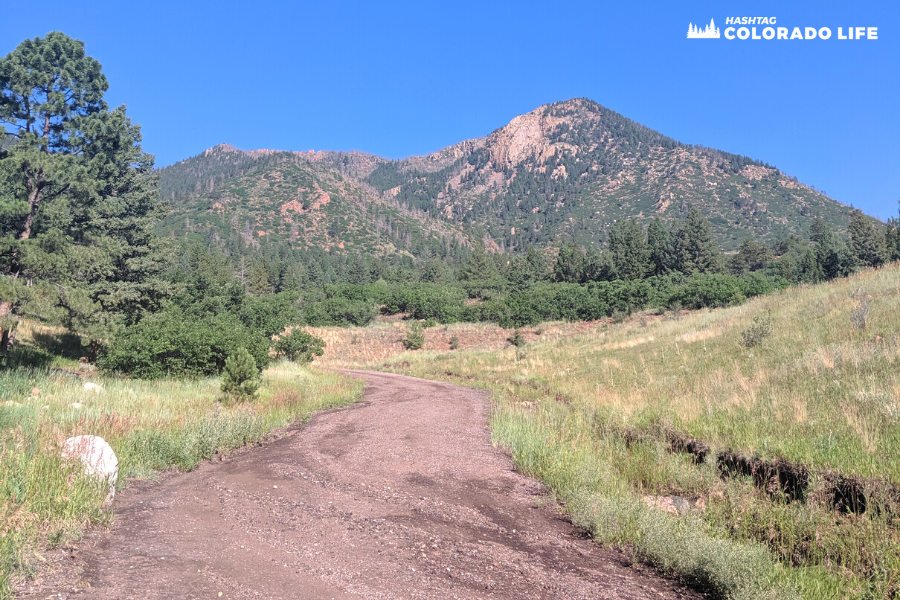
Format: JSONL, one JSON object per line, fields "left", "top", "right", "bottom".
{"left": 376, "top": 263, "right": 900, "bottom": 599}
{"left": 0, "top": 360, "right": 362, "bottom": 597}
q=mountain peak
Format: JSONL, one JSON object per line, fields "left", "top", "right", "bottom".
{"left": 160, "top": 98, "right": 855, "bottom": 257}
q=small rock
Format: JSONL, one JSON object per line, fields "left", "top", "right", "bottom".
{"left": 70, "top": 403, "right": 83, "bottom": 410}
{"left": 61, "top": 435, "right": 118, "bottom": 504}
{"left": 84, "top": 382, "right": 104, "bottom": 393}
{"left": 642, "top": 495, "right": 705, "bottom": 516}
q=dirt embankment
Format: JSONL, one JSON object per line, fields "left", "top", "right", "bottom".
{"left": 18, "top": 371, "right": 704, "bottom": 599}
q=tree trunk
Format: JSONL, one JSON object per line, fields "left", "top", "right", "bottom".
{"left": 89, "top": 339, "right": 101, "bottom": 363}
{"left": 19, "top": 174, "right": 42, "bottom": 240}
{"left": 0, "top": 299, "right": 17, "bottom": 355}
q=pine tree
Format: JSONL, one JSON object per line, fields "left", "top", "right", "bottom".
{"left": 246, "top": 261, "right": 272, "bottom": 296}
{"left": 0, "top": 32, "right": 170, "bottom": 355}
{"left": 505, "top": 246, "right": 549, "bottom": 289}
{"left": 458, "top": 242, "right": 499, "bottom": 281}
{"left": 220, "top": 347, "right": 260, "bottom": 400}
{"left": 727, "top": 239, "right": 773, "bottom": 275}
{"left": 420, "top": 258, "right": 447, "bottom": 283}
{"left": 646, "top": 218, "right": 672, "bottom": 276}
{"left": 811, "top": 220, "right": 853, "bottom": 280}
{"left": 797, "top": 248, "right": 825, "bottom": 283}
{"left": 552, "top": 243, "right": 585, "bottom": 283}
{"left": 672, "top": 208, "right": 724, "bottom": 275}
{"left": 347, "top": 253, "right": 370, "bottom": 284}
{"left": 608, "top": 219, "right": 650, "bottom": 280}
{"left": 848, "top": 209, "right": 888, "bottom": 268}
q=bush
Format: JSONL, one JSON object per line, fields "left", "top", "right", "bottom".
{"left": 381, "top": 284, "right": 466, "bottom": 322}
{"left": 740, "top": 312, "right": 773, "bottom": 348}
{"left": 507, "top": 329, "right": 525, "bottom": 347}
{"left": 220, "top": 348, "right": 260, "bottom": 400}
{"left": 303, "top": 297, "right": 376, "bottom": 327}
{"left": 273, "top": 329, "right": 325, "bottom": 363}
{"left": 98, "top": 309, "right": 271, "bottom": 378}
{"left": 850, "top": 296, "right": 870, "bottom": 330}
{"left": 403, "top": 322, "right": 425, "bottom": 350}
{"left": 449, "top": 335, "right": 459, "bottom": 350}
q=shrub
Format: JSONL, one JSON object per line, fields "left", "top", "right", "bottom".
{"left": 449, "top": 335, "right": 459, "bottom": 350}
{"left": 741, "top": 312, "right": 773, "bottom": 348}
{"left": 220, "top": 348, "right": 260, "bottom": 400}
{"left": 382, "top": 284, "right": 466, "bottom": 322}
{"left": 850, "top": 296, "right": 870, "bottom": 330}
{"left": 303, "top": 297, "right": 376, "bottom": 327}
{"left": 273, "top": 329, "right": 325, "bottom": 363}
{"left": 672, "top": 274, "right": 747, "bottom": 310}
{"left": 403, "top": 322, "right": 425, "bottom": 350}
{"left": 99, "top": 309, "right": 271, "bottom": 378}
{"left": 507, "top": 329, "right": 526, "bottom": 347}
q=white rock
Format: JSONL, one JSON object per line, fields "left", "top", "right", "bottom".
{"left": 61, "top": 435, "right": 118, "bottom": 504}
{"left": 84, "top": 381, "right": 104, "bottom": 392}
{"left": 70, "top": 403, "right": 83, "bottom": 409}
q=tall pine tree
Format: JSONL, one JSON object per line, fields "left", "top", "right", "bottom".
{"left": 0, "top": 32, "right": 170, "bottom": 354}
{"left": 608, "top": 219, "right": 650, "bottom": 280}
{"left": 672, "top": 208, "right": 723, "bottom": 275}
{"left": 848, "top": 209, "right": 888, "bottom": 268}
{"left": 646, "top": 218, "right": 672, "bottom": 276}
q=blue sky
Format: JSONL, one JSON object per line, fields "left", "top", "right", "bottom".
{"left": 4, "top": 1, "right": 898, "bottom": 219}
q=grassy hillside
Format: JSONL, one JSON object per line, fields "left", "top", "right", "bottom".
{"left": 349, "top": 263, "right": 900, "bottom": 599}
{"left": 0, "top": 343, "right": 362, "bottom": 598}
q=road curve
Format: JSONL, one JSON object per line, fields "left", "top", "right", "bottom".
{"left": 20, "top": 370, "right": 704, "bottom": 600}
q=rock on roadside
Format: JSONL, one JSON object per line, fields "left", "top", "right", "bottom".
{"left": 61, "top": 435, "right": 118, "bottom": 504}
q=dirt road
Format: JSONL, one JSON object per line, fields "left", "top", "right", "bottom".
{"left": 20, "top": 371, "right": 704, "bottom": 599}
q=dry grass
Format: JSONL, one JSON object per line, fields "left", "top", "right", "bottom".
{"left": 0, "top": 360, "right": 362, "bottom": 597}
{"left": 306, "top": 318, "right": 598, "bottom": 368}
{"left": 315, "top": 263, "right": 900, "bottom": 599}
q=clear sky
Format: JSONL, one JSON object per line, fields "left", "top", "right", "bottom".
{"left": 4, "top": 1, "right": 898, "bottom": 219}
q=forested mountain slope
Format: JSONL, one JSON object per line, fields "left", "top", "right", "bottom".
{"left": 157, "top": 145, "right": 470, "bottom": 260}
{"left": 365, "top": 98, "right": 856, "bottom": 251}
{"left": 159, "top": 98, "right": 859, "bottom": 256}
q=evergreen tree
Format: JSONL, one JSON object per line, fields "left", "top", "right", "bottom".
{"left": 347, "top": 253, "right": 370, "bottom": 284}
{"left": 246, "top": 260, "right": 272, "bottom": 296}
{"left": 672, "top": 208, "right": 723, "bottom": 275}
{"left": 420, "top": 258, "right": 447, "bottom": 283}
{"left": 608, "top": 219, "right": 649, "bottom": 280}
{"left": 848, "top": 209, "right": 888, "bottom": 268}
{"left": 646, "top": 218, "right": 672, "bottom": 276}
{"left": 458, "top": 242, "right": 499, "bottom": 281}
{"left": 0, "top": 32, "right": 170, "bottom": 354}
{"left": 727, "top": 239, "right": 773, "bottom": 275}
{"left": 887, "top": 221, "right": 900, "bottom": 263}
{"left": 892, "top": 199, "right": 900, "bottom": 262}
{"left": 505, "top": 246, "right": 548, "bottom": 288}
{"left": 797, "top": 248, "right": 825, "bottom": 283}
{"left": 552, "top": 243, "right": 585, "bottom": 283}
{"left": 278, "top": 261, "right": 306, "bottom": 292}
{"left": 812, "top": 221, "right": 853, "bottom": 280}
{"left": 220, "top": 347, "right": 260, "bottom": 400}
{"left": 522, "top": 245, "right": 549, "bottom": 283}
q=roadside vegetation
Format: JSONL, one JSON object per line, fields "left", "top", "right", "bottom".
{"left": 375, "top": 264, "right": 900, "bottom": 600}
{"left": 0, "top": 332, "right": 361, "bottom": 596}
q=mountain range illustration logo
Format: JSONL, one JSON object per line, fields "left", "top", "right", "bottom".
{"left": 687, "top": 19, "right": 720, "bottom": 38}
